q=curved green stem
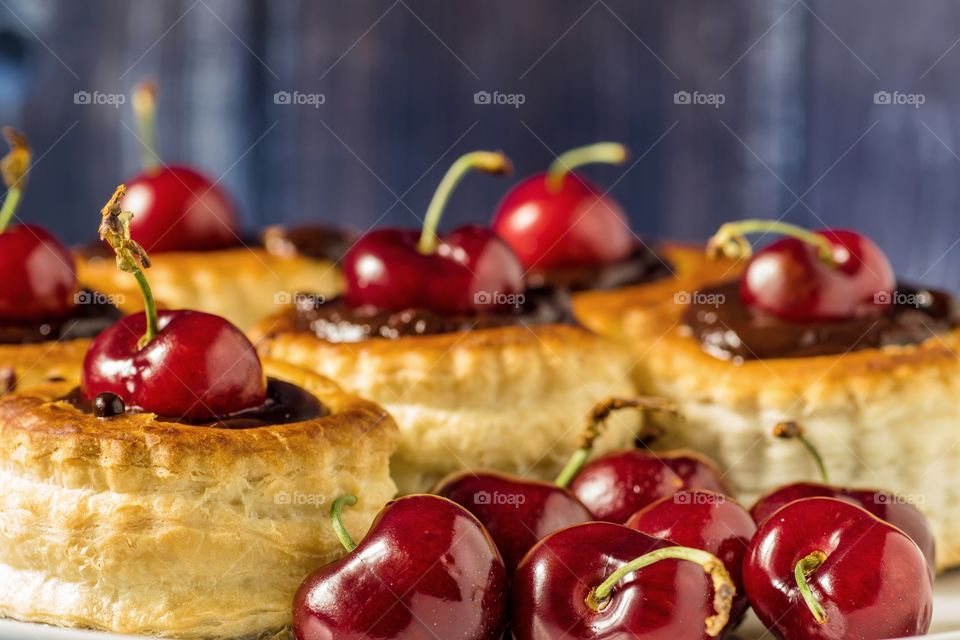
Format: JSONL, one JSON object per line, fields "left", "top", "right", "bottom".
{"left": 773, "top": 421, "right": 830, "bottom": 484}
{"left": 0, "top": 188, "right": 22, "bottom": 234}
{"left": 417, "top": 150, "right": 511, "bottom": 254}
{"left": 131, "top": 267, "right": 158, "bottom": 348}
{"left": 0, "top": 127, "right": 31, "bottom": 233}
{"left": 707, "top": 219, "right": 835, "bottom": 266}
{"left": 331, "top": 495, "right": 358, "bottom": 552}
{"left": 795, "top": 550, "right": 828, "bottom": 624}
{"left": 546, "top": 142, "right": 628, "bottom": 192}
{"left": 554, "top": 396, "right": 681, "bottom": 488}
{"left": 586, "top": 545, "right": 734, "bottom": 637}
{"left": 133, "top": 80, "right": 160, "bottom": 172}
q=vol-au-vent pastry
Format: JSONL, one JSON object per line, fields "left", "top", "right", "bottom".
{"left": 623, "top": 220, "right": 960, "bottom": 570}
{"left": 256, "top": 151, "right": 643, "bottom": 494}
{"left": 488, "top": 142, "right": 743, "bottom": 341}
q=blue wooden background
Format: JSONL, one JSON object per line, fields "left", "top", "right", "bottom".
{"left": 1, "top": 0, "right": 959, "bottom": 287}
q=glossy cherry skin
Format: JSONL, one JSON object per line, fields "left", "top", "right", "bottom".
{"left": 492, "top": 173, "right": 634, "bottom": 270}
{"left": 513, "top": 521, "right": 726, "bottom": 640}
{"left": 741, "top": 229, "right": 895, "bottom": 321}
{"left": 0, "top": 224, "right": 77, "bottom": 320}
{"left": 293, "top": 494, "right": 509, "bottom": 640}
{"left": 625, "top": 489, "right": 756, "bottom": 630}
{"left": 434, "top": 470, "right": 593, "bottom": 572}
{"left": 750, "top": 481, "right": 935, "bottom": 574}
{"left": 122, "top": 165, "right": 239, "bottom": 252}
{"left": 744, "top": 497, "right": 932, "bottom": 640}
{"left": 342, "top": 225, "right": 524, "bottom": 315}
{"left": 569, "top": 449, "right": 733, "bottom": 523}
{"left": 81, "top": 310, "right": 266, "bottom": 421}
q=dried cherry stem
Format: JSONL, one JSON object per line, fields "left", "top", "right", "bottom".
{"left": 99, "top": 185, "right": 157, "bottom": 347}
{"left": 0, "top": 128, "right": 31, "bottom": 233}
{"left": 331, "top": 495, "right": 358, "bottom": 552}
{"left": 545, "top": 142, "right": 629, "bottom": 192}
{"left": 706, "top": 219, "right": 835, "bottom": 266}
{"left": 554, "top": 396, "right": 682, "bottom": 488}
{"left": 132, "top": 79, "right": 160, "bottom": 173}
{"left": 795, "top": 550, "right": 828, "bottom": 624}
{"left": 585, "top": 545, "right": 735, "bottom": 637}
{"left": 773, "top": 421, "right": 830, "bottom": 484}
{"left": 417, "top": 150, "right": 511, "bottom": 255}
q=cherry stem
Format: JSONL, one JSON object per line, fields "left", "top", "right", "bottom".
{"left": 546, "top": 142, "right": 629, "bottom": 192}
{"left": 706, "top": 219, "right": 836, "bottom": 266}
{"left": 99, "top": 185, "right": 157, "bottom": 348}
{"left": 554, "top": 396, "right": 682, "bottom": 488}
{"left": 586, "top": 545, "right": 734, "bottom": 637}
{"left": 773, "top": 421, "right": 830, "bottom": 484}
{"left": 132, "top": 80, "right": 160, "bottom": 173}
{"left": 416, "top": 150, "right": 512, "bottom": 255}
{"left": 331, "top": 495, "right": 358, "bottom": 552}
{"left": 0, "top": 128, "right": 30, "bottom": 234}
{"left": 795, "top": 550, "right": 828, "bottom": 624}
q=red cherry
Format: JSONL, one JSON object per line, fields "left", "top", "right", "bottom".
{"left": 625, "top": 489, "right": 757, "bottom": 631}
{"left": 81, "top": 309, "right": 266, "bottom": 420}
{"left": 342, "top": 151, "right": 523, "bottom": 315}
{"left": 293, "top": 495, "right": 509, "bottom": 640}
{"left": 511, "top": 521, "right": 736, "bottom": 640}
{"left": 493, "top": 142, "right": 635, "bottom": 270}
{"left": 743, "top": 498, "right": 932, "bottom": 639}
{"left": 708, "top": 221, "right": 895, "bottom": 321}
{"left": 123, "top": 165, "right": 239, "bottom": 252}
{"left": 0, "top": 224, "right": 77, "bottom": 320}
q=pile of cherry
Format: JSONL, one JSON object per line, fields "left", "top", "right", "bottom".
{"left": 293, "top": 404, "right": 935, "bottom": 640}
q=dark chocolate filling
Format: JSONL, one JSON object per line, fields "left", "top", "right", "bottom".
{"left": 683, "top": 280, "right": 958, "bottom": 361}
{"left": 61, "top": 377, "right": 325, "bottom": 429}
{"left": 527, "top": 245, "right": 672, "bottom": 292}
{"left": 0, "top": 290, "right": 122, "bottom": 345}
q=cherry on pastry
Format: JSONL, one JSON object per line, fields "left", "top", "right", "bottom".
{"left": 435, "top": 396, "right": 673, "bottom": 572}
{"left": 0, "top": 128, "right": 78, "bottom": 320}
{"left": 293, "top": 494, "right": 509, "bottom": 640}
{"left": 122, "top": 80, "right": 239, "bottom": 252}
{"left": 342, "top": 150, "right": 523, "bottom": 315}
{"left": 751, "top": 421, "right": 936, "bottom": 572}
{"left": 707, "top": 220, "right": 895, "bottom": 321}
{"left": 744, "top": 497, "right": 932, "bottom": 639}
{"left": 511, "top": 521, "right": 735, "bottom": 640}
{"left": 625, "top": 489, "right": 756, "bottom": 631}
{"left": 81, "top": 185, "right": 266, "bottom": 420}
{"left": 492, "top": 142, "right": 635, "bottom": 270}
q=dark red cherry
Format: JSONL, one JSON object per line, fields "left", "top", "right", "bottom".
{"left": 81, "top": 309, "right": 266, "bottom": 420}
{"left": 293, "top": 494, "right": 509, "bottom": 640}
{"left": 493, "top": 142, "right": 635, "bottom": 270}
{"left": 343, "top": 151, "right": 523, "bottom": 315}
{"left": 569, "top": 448, "right": 733, "bottom": 523}
{"left": 434, "top": 470, "right": 593, "bottom": 573}
{"left": 512, "top": 521, "right": 735, "bottom": 640}
{"left": 625, "top": 489, "right": 756, "bottom": 631}
{"left": 0, "top": 224, "right": 77, "bottom": 320}
{"left": 744, "top": 497, "right": 932, "bottom": 639}
{"left": 708, "top": 221, "right": 895, "bottom": 321}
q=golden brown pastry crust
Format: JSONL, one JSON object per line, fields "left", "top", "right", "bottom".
{"left": 0, "top": 358, "right": 398, "bottom": 638}
{"left": 0, "top": 339, "right": 89, "bottom": 393}
{"left": 77, "top": 247, "right": 343, "bottom": 331}
{"left": 253, "top": 318, "right": 643, "bottom": 494}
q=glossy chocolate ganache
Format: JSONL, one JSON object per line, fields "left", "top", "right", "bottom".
{"left": 0, "top": 290, "right": 122, "bottom": 345}
{"left": 684, "top": 280, "right": 959, "bottom": 361}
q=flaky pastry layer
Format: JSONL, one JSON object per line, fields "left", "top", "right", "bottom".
{"left": 0, "top": 339, "right": 89, "bottom": 394}
{"left": 0, "top": 359, "right": 398, "bottom": 638}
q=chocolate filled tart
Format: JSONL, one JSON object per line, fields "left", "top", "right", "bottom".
{"left": 61, "top": 377, "right": 325, "bottom": 428}
{"left": 0, "top": 289, "right": 121, "bottom": 345}
{"left": 684, "top": 280, "right": 958, "bottom": 361}
{"left": 527, "top": 245, "right": 672, "bottom": 291}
